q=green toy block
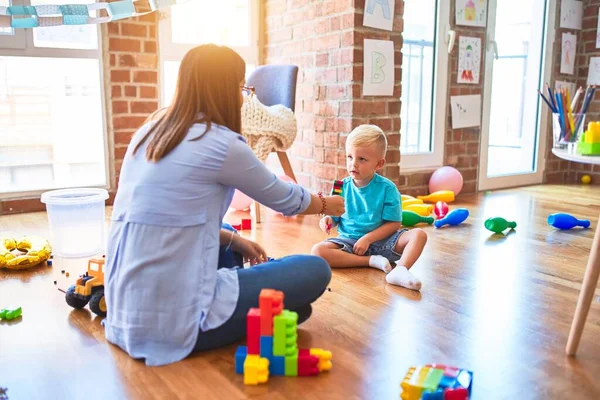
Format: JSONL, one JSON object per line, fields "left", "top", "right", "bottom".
{"left": 422, "top": 367, "right": 444, "bottom": 392}
{"left": 284, "top": 350, "right": 298, "bottom": 377}
{"left": 273, "top": 310, "right": 298, "bottom": 357}
{"left": 0, "top": 307, "right": 22, "bottom": 320}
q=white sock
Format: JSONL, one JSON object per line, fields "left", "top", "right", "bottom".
{"left": 386, "top": 266, "right": 422, "bottom": 290}
{"left": 368, "top": 255, "right": 392, "bottom": 273}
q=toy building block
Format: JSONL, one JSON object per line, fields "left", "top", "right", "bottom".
{"left": 444, "top": 388, "right": 468, "bottom": 400}
{"left": 0, "top": 307, "right": 22, "bottom": 321}
{"left": 273, "top": 310, "right": 298, "bottom": 357}
{"left": 260, "top": 336, "right": 273, "bottom": 359}
{"left": 271, "top": 355, "right": 286, "bottom": 376}
{"left": 401, "top": 365, "right": 473, "bottom": 400}
{"left": 231, "top": 223, "right": 242, "bottom": 230}
{"left": 259, "top": 288, "right": 284, "bottom": 335}
{"left": 330, "top": 179, "right": 343, "bottom": 196}
{"left": 298, "top": 349, "right": 320, "bottom": 376}
{"left": 242, "top": 218, "right": 252, "bottom": 230}
{"left": 244, "top": 355, "right": 269, "bottom": 385}
{"left": 235, "top": 346, "right": 247, "bottom": 374}
{"left": 310, "top": 348, "right": 333, "bottom": 372}
{"left": 284, "top": 350, "right": 298, "bottom": 377}
{"left": 247, "top": 308, "right": 261, "bottom": 355}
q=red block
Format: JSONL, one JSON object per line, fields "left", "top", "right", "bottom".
{"left": 242, "top": 218, "right": 252, "bottom": 230}
{"left": 298, "top": 349, "right": 319, "bottom": 376}
{"left": 444, "top": 387, "right": 468, "bottom": 400}
{"left": 231, "top": 223, "right": 242, "bottom": 230}
{"left": 259, "top": 289, "right": 284, "bottom": 336}
{"left": 247, "top": 308, "right": 261, "bottom": 355}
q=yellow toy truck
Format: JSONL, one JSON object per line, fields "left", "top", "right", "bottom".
{"left": 65, "top": 257, "right": 106, "bottom": 317}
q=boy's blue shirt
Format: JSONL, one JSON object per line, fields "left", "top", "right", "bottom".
{"left": 333, "top": 173, "right": 402, "bottom": 240}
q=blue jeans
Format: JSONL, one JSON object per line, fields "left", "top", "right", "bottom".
{"left": 193, "top": 223, "right": 331, "bottom": 351}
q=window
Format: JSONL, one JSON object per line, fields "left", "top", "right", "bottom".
{"left": 400, "top": 0, "right": 449, "bottom": 170}
{"left": 0, "top": 0, "right": 107, "bottom": 197}
{"left": 158, "top": 0, "right": 261, "bottom": 105}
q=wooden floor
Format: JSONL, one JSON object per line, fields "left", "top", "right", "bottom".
{"left": 1, "top": 184, "right": 599, "bottom": 399}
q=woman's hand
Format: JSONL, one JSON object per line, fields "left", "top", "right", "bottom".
{"left": 325, "top": 195, "right": 345, "bottom": 217}
{"left": 230, "top": 235, "right": 268, "bottom": 266}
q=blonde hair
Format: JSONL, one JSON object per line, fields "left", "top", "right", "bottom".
{"left": 346, "top": 124, "right": 387, "bottom": 157}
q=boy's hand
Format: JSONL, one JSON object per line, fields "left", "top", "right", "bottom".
{"left": 319, "top": 216, "right": 334, "bottom": 234}
{"left": 353, "top": 237, "right": 371, "bottom": 256}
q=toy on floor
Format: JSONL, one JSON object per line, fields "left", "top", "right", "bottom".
{"left": 0, "top": 235, "right": 52, "bottom": 270}
{"left": 581, "top": 174, "right": 591, "bottom": 184}
{"left": 547, "top": 213, "right": 590, "bottom": 230}
{"left": 429, "top": 166, "right": 464, "bottom": 196}
{"left": 484, "top": 217, "right": 517, "bottom": 234}
{"left": 434, "top": 208, "right": 469, "bottom": 229}
{"left": 401, "top": 364, "right": 473, "bottom": 400}
{"left": 235, "top": 289, "right": 332, "bottom": 385}
{"left": 0, "top": 306, "right": 22, "bottom": 321}
{"left": 402, "top": 210, "right": 434, "bottom": 227}
{"left": 433, "top": 201, "right": 449, "bottom": 219}
{"left": 417, "top": 190, "right": 455, "bottom": 204}
{"left": 404, "top": 204, "right": 434, "bottom": 217}
{"left": 331, "top": 179, "right": 343, "bottom": 196}
{"left": 65, "top": 257, "right": 107, "bottom": 317}
{"left": 402, "top": 198, "right": 424, "bottom": 208}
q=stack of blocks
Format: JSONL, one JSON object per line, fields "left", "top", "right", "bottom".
{"left": 400, "top": 364, "right": 473, "bottom": 400}
{"left": 330, "top": 179, "right": 343, "bottom": 196}
{"left": 235, "top": 289, "right": 333, "bottom": 385}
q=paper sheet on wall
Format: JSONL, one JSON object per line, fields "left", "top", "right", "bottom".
{"left": 560, "top": 0, "right": 583, "bottom": 30}
{"left": 363, "top": 0, "right": 395, "bottom": 31}
{"left": 587, "top": 57, "right": 600, "bottom": 86}
{"left": 363, "top": 39, "right": 395, "bottom": 96}
{"left": 597, "top": 9, "right": 600, "bottom": 48}
{"left": 457, "top": 36, "right": 481, "bottom": 84}
{"left": 555, "top": 80, "right": 576, "bottom": 96}
{"left": 455, "top": 0, "right": 487, "bottom": 27}
{"left": 560, "top": 32, "right": 577, "bottom": 75}
{"left": 450, "top": 95, "right": 481, "bottom": 129}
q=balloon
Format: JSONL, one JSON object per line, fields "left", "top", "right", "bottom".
{"left": 231, "top": 189, "right": 253, "bottom": 211}
{"left": 429, "top": 166, "right": 463, "bottom": 196}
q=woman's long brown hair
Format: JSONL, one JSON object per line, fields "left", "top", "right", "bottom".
{"left": 133, "top": 44, "right": 246, "bottom": 162}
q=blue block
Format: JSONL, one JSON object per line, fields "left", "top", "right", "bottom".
{"left": 270, "top": 355, "right": 285, "bottom": 376}
{"left": 235, "top": 346, "right": 247, "bottom": 374}
{"left": 438, "top": 375, "right": 456, "bottom": 389}
{"left": 422, "top": 390, "right": 444, "bottom": 400}
{"left": 260, "top": 336, "right": 273, "bottom": 359}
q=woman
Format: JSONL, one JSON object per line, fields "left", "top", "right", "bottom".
{"left": 104, "top": 44, "right": 344, "bottom": 367}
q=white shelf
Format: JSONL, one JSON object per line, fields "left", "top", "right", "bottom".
{"left": 551, "top": 148, "right": 600, "bottom": 165}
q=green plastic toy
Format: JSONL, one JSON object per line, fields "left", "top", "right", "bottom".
{"left": 0, "top": 306, "right": 22, "bottom": 320}
{"left": 402, "top": 210, "right": 434, "bottom": 227}
{"left": 484, "top": 217, "right": 517, "bottom": 233}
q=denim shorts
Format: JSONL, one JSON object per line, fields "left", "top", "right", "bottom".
{"left": 325, "top": 228, "right": 408, "bottom": 264}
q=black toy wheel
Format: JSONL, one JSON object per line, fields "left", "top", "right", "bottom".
{"left": 89, "top": 288, "right": 107, "bottom": 317}
{"left": 65, "top": 285, "right": 90, "bottom": 309}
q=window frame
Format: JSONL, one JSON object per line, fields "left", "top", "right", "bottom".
{"left": 0, "top": 0, "right": 109, "bottom": 200}
{"left": 157, "top": 0, "right": 262, "bottom": 107}
{"left": 399, "top": 0, "right": 450, "bottom": 172}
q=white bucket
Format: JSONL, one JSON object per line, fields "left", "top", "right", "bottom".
{"left": 41, "top": 188, "right": 109, "bottom": 258}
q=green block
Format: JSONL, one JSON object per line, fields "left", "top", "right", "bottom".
{"left": 422, "top": 367, "right": 444, "bottom": 392}
{"left": 284, "top": 350, "right": 298, "bottom": 376}
{"left": 273, "top": 310, "right": 298, "bottom": 356}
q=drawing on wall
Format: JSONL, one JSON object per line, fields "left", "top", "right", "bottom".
{"left": 363, "top": 0, "right": 395, "bottom": 31}
{"left": 560, "top": 32, "right": 577, "bottom": 75}
{"left": 363, "top": 39, "right": 395, "bottom": 96}
{"left": 455, "top": 0, "right": 487, "bottom": 28}
{"left": 596, "top": 8, "right": 600, "bottom": 48}
{"left": 555, "top": 80, "right": 576, "bottom": 96}
{"left": 457, "top": 36, "right": 481, "bottom": 84}
{"left": 450, "top": 95, "right": 482, "bottom": 129}
{"left": 587, "top": 57, "right": 600, "bottom": 86}
{"left": 560, "top": 0, "right": 583, "bottom": 30}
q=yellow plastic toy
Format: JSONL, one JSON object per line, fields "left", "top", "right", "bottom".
{"left": 65, "top": 257, "right": 106, "bottom": 317}
{"left": 244, "top": 355, "right": 270, "bottom": 385}
{"left": 401, "top": 194, "right": 416, "bottom": 202}
{"left": 0, "top": 235, "right": 52, "bottom": 270}
{"left": 402, "top": 198, "right": 424, "bottom": 208}
{"left": 404, "top": 204, "right": 433, "bottom": 216}
{"left": 417, "top": 190, "right": 455, "bottom": 203}
{"left": 578, "top": 121, "right": 600, "bottom": 155}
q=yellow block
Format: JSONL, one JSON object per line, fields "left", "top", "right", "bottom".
{"left": 310, "top": 348, "right": 333, "bottom": 372}
{"left": 244, "top": 355, "right": 269, "bottom": 385}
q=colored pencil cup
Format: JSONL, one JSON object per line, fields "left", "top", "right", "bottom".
{"left": 552, "top": 113, "right": 585, "bottom": 152}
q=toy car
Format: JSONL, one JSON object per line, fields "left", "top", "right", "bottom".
{"left": 65, "top": 257, "right": 106, "bottom": 317}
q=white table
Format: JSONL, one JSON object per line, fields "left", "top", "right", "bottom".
{"left": 552, "top": 148, "right": 600, "bottom": 356}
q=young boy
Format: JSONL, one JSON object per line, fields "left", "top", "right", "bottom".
{"left": 311, "top": 124, "right": 427, "bottom": 290}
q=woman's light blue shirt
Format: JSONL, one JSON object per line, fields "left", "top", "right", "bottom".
{"left": 104, "top": 121, "right": 311, "bottom": 366}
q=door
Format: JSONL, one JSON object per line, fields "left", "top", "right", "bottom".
{"left": 478, "top": 0, "right": 555, "bottom": 190}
